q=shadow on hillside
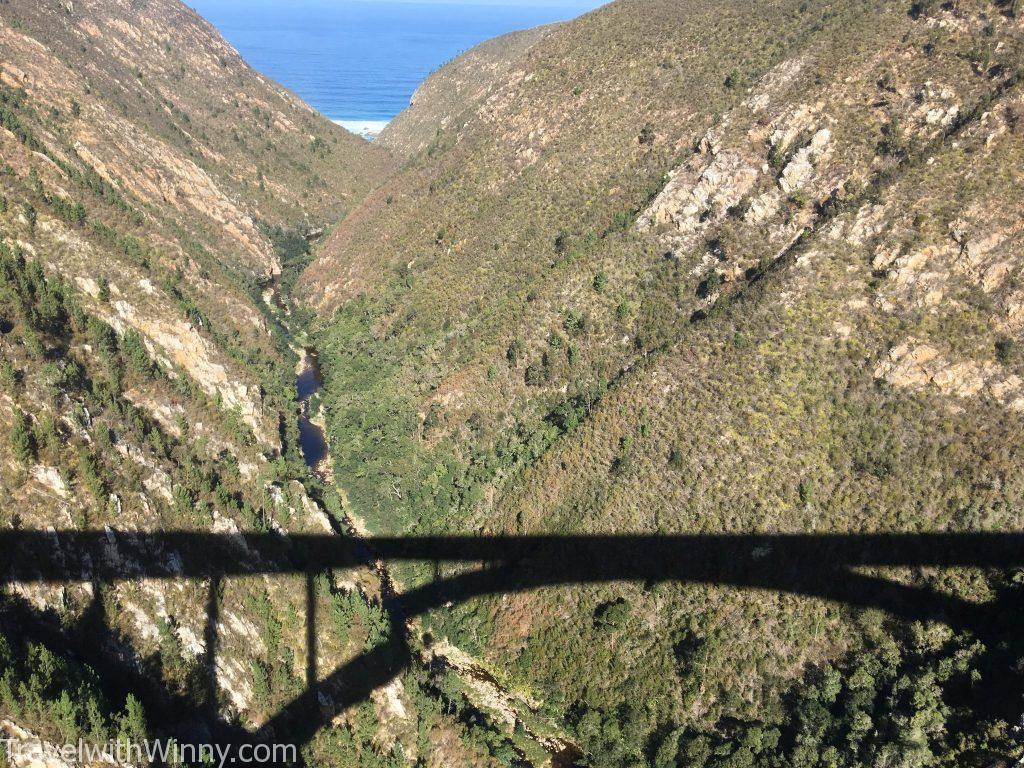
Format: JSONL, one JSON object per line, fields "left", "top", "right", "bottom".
{"left": 2, "top": 530, "right": 1023, "bottom": 762}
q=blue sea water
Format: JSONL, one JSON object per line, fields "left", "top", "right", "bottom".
{"left": 191, "top": 0, "right": 602, "bottom": 133}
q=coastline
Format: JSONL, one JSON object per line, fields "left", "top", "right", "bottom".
{"left": 333, "top": 118, "right": 390, "bottom": 140}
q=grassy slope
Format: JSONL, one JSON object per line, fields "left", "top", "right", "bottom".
{"left": 379, "top": 24, "right": 555, "bottom": 160}
{"left": 305, "top": 0, "right": 1024, "bottom": 763}
{"left": 304, "top": 0, "right": 894, "bottom": 529}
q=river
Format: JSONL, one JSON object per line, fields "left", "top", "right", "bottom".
{"left": 295, "top": 347, "right": 329, "bottom": 472}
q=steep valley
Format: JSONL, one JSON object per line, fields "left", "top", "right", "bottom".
{"left": 0, "top": 0, "right": 532, "bottom": 765}
{"left": 3, "top": 0, "right": 1024, "bottom": 766}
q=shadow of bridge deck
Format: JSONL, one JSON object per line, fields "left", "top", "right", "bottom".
{"left": 1, "top": 529, "right": 1023, "bottom": 761}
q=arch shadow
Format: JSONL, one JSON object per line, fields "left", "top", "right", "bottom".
{"left": 2, "top": 529, "right": 1023, "bottom": 761}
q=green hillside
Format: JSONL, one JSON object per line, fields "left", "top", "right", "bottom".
{"left": 0, "top": 2, "right": 508, "bottom": 766}
{"left": 302, "top": 0, "right": 1024, "bottom": 764}
{"left": 3, "top": 0, "right": 1024, "bottom": 764}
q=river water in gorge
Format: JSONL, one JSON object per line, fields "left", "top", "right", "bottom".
{"left": 296, "top": 348, "right": 328, "bottom": 471}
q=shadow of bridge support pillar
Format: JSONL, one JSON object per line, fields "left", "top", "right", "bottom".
{"left": 306, "top": 569, "right": 317, "bottom": 691}
{"left": 205, "top": 572, "right": 221, "bottom": 709}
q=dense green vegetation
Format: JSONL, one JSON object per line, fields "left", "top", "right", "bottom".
{"left": 649, "top": 590, "right": 1024, "bottom": 768}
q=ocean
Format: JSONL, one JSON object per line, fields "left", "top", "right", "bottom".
{"left": 191, "top": 0, "right": 602, "bottom": 137}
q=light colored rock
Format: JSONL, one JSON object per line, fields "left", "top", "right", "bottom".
{"left": 0, "top": 719, "right": 130, "bottom": 767}
{"left": 30, "top": 465, "right": 67, "bottom": 498}
{"left": 830, "top": 204, "right": 887, "bottom": 246}
{"left": 743, "top": 58, "right": 805, "bottom": 112}
{"left": 875, "top": 339, "right": 1023, "bottom": 410}
{"left": 779, "top": 128, "right": 831, "bottom": 194}
{"left": 639, "top": 151, "right": 758, "bottom": 240}
{"left": 107, "top": 299, "right": 269, "bottom": 444}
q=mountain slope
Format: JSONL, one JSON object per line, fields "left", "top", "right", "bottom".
{"left": 302, "top": 0, "right": 1024, "bottom": 764}
{"left": 378, "top": 23, "right": 555, "bottom": 160}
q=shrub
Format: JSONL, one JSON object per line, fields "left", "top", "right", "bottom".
{"left": 879, "top": 117, "right": 905, "bottom": 156}
{"left": 698, "top": 270, "right": 723, "bottom": 298}
{"left": 563, "top": 310, "right": 584, "bottom": 335}
{"left": 524, "top": 363, "right": 545, "bottom": 387}
{"left": 78, "top": 448, "right": 107, "bottom": 505}
{"left": 0, "top": 358, "right": 17, "bottom": 388}
{"left": 593, "top": 599, "right": 630, "bottom": 631}
{"left": 610, "top": 210, "right": 633, "bottom": 232}
{"left": 995, "top": 337, "right": 1016, "bottom": 363}
{"left": 554, "top": 231, "right": 570, "bottom": 255}
{"left": 506, "top": 338, "right": 524, "bottom": 366}
{"left": 120, "top": 329, "right": 153, "bottom": 377}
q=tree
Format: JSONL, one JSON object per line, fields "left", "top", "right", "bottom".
{"left": 506, "top": 338, "right": 524, "bottom": 366}
{"left": 22, "top": 202, "right": 36, "bottom": 232}
{"left": 9, "top": 411, "right": 35, "bottom": 463}
{"left": 593, "top": 599, "right": 630, "bottom": 631}
{"left": 653, "top": 728, "right": 682, "bottom": 768}
{"left": 118, "top": 694, "right": 147, "bottom": 743}
{"left": 78, "top": 447, "right": 107, "bottom": 504}
{"left": 0, "top": 358, "right": 17, "bottom": 389}
{"left": 120, "top": 329, "right": 153, "bottom": 376}
{"left": 52, "top": 690, "right": 79, "bottom": 741}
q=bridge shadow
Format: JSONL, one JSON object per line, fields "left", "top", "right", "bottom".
{"left": 2, "top": 529, "right": 1023, "bottom": 762}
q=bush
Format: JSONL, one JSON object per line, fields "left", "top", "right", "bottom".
{"left": 0, "top": 359, "right": 17, "bottom": 389}
{"left": 610, "top": 210, "right": 633, "bottom": 232}
{"left": 506, "top": 338, "right": 524, "bottom": 366}
{"left": 120, "top": 329, "right": 153, "bottom": 377}
{"left": 995, "top": 337, "right": 1016, "bottom": 363}
{"left": 879, "top": 117, "right": 905, "bottom": 156}
{"left": 524, "top": 363, "right": 546, "bottom": 387}
{"left": 593, "top": 599, "right": 630, "bottom": 631}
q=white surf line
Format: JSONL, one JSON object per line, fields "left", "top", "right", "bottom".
{"left": 333, "top": 119, "right": 391, "bottom": 140}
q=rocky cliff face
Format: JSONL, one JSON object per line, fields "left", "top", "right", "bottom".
{"left": 0, "top": 0, "right": 394, "bottom": 437}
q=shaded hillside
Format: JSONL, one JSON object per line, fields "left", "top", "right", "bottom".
{"left": 379, "top": 24, "right": 555, "bottom": 159}
{"left": 303, "top": 0, "right": 1024, "bottom": 764}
